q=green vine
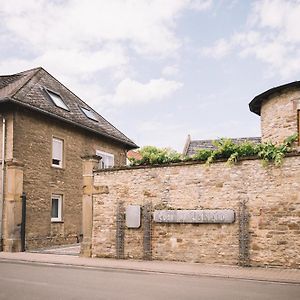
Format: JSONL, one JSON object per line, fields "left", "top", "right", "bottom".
{"left": 129, "top": 146, "right": 182, "bottom": 166}
{"left": 130, "top": 134, "right": 298, "bottom": 167}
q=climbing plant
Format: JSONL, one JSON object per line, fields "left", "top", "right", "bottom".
{"left": 129, "top": 134, "right": 298, "bottom": 167}
{"left": 129, "top": 145, "right": 181, "bottom": 166}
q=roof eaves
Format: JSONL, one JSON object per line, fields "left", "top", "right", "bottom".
{"left": 249, "top": 81, "right": 300, "bottom": 116}
{"left": 1, "top": 97, "right": 138, "bottom": 149}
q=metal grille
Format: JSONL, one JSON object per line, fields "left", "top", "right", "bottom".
{"left": 239, "top": 198, "right": 250, "bottom": 267}
{"left": 116, "top": 201, "right": 125, "bottom": 259}
{"left": 143, "top": 202, "right": 152, "bottom": 260}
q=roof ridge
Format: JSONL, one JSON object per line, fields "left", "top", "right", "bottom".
{"left": 40, "top": 68, "right": 133, "bottom": 143}
{"left": 16, "top": 66, "right": 43, "bottom": 75}
{"left": 10, "top": 68, "right": 42, "bottom": 98}
{"left": 191, "top": 136, "right": 261, "bottom": 142}
{"left": 41, "top": 68, "right": 96, "bottom": 110}
{"left": 0, "top": 67, "right": 42, "bottom": 78}
{"left": 1, "top": 67, "right": 137, "bottom": 148}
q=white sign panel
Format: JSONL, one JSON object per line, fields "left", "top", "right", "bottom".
{"left": 126, "top": 205, "right": 141, "bottom": 228}
{"left": 153, "top": 209, "right": 235, "bottom": 224}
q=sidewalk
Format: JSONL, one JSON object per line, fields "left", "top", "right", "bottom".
{"left": 0, "top": 251, "right": 300, "bottom": 284}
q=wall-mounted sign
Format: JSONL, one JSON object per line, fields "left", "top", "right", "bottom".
{"left": 126, "top": 205, "right": 141, "bottom": 228}
{"left": 153, "top": 209, "right": 235, "bottom": 224}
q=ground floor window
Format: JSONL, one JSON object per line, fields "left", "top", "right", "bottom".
{"left": 51, "top": 194, "right": 63, "bottom": 222}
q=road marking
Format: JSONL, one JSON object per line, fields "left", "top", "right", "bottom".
{"left": 0, "top": 276, "right": 49, "bottom": 287}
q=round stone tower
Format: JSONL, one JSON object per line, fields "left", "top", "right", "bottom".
{"left": 249, "top": 81, "right": 300, "bottom": 144}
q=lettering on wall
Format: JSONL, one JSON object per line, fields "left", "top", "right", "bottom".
{"left": 153, "top": 209, "right": 235, "bottom": 224}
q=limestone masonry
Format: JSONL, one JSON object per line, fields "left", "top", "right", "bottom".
{"left": 81, "top": 81, "right": 300, "bottom": 268}
{"left": 88, "top": 157, "right": 300, "bottom": 268}
{"left": 261, "top": 89, "right": 300, "bottom": 143}
{"left": 0, "top": 67, "right": 136, "bottom": 252}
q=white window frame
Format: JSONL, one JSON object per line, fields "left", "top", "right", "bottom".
{"left": 45, "top": 88, "right": 69, "bottom": 111}
{"left": 52, "top": 137, "right": 64, "bottom": 168}
{"left": 51, "top": 194, "right": 63, "bottom": 222}
{"left": 96, "top": 150, "right": 114, "bottom": 169}
{"left": 80, "top": 106, "right": 98, "bottom": 122}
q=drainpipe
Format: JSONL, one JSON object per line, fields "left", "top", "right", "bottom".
{"left": 0, "top": 117, "right": 6, "bottom": 251}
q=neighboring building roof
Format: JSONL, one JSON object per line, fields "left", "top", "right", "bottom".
{"left": 0, "top": 67, "right": 137, "bottom": 149}
{"left": 183, "top": 135, "right": 261, "bottom": 156}
{"left": 249, "top": 81, "right": 300, "bottom": 116}
{"left": 127, "top": 150, "right": 142, "bottom": 160}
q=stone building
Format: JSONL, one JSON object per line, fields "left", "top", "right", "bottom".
{"left": 0, "top": 67, "right": 137, "bottom": 251}
{"left": 184, "top": 81, "right": 300, "bottom": 155}
{"left": 82, "top": 81, "right": 300, "bottom": 269}
{"left": 249, "top": 81, "right": 300, "bottom": 144}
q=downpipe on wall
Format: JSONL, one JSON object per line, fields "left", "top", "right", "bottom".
{"left": 0, "top": 117, "right": 6, "bottom": 251}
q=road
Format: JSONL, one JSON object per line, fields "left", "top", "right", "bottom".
{"left": 0, "top": 261, "right": 299, "bottom": 300}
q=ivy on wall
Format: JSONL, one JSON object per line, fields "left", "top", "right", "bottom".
{"left": 129, "top": 134, "right": 298, "bottom": 167}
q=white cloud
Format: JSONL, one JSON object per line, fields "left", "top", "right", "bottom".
{"left": 251, "top": 0, "right": 290, "bottom": 29}
{"left": 0, "top": 0, "right": 191, "bottom": 91}
{"left": 201, "top": 38, "right": 233, "bottom": 59}
{"left": 188, "top": 0, "right": 213, "bottom": 11}
{"left": 0, "top": 0, "right": 188, "bottom": 57}
{"left": 161, "top": 65, "right": 180, "bottom": 76}
{"left": 0, "top": 0, "right": 203, "bottom": 112}
{"left": 136, "top": 119, "right": 187, "bottom": 151}
{"left": 107, "top": 78, "right": 183, "bottom": 106}
{"left": 200, "top": 0, "right": 300, "bottom": 79}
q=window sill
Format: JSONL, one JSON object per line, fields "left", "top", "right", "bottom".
{"left": 51, "top": 165, "right": 65, "bottom": 170}
{"left": 51, "top": 220, "right": 64, "bottom": 224}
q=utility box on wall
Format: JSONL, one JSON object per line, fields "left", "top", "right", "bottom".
{"left": 126, "top": 205, "right": 141, "bottom": 228}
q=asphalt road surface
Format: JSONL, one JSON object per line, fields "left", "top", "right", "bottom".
{"left": 0, "top": 261, "right": 299, "bottom": 300}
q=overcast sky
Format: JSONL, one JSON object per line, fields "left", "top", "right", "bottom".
{"left": 1, "top": 0, "right": 299, "bottom": 151}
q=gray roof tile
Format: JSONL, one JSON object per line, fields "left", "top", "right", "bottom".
{"left": 186, "top": 137, "right": 261, "bottom": 156}
{"left": 0, "top": 67, "right": 137, "bottom": 148}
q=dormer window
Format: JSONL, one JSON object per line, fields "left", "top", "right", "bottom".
{"left": 45, "top": 88, "right": 69, "bottom": 111}
{"left": 80, "top": 106, "right": 98, "bottom": 122}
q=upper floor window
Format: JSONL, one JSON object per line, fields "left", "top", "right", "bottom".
{"left": 52, "top": 137, "right": 64, "bottom": 168}
{"left": 96, "top": 150, "right": 114, "bottom": 169}
{"left": 80, "top": 106, "right": 98, "bottom": 122}
{"left": 45, "top": 88, "right": 69, "bottom": 111}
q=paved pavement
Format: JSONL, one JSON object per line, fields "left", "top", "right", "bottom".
{"left": 1, "top": 261, "right": 300, "bottom": 300}
{"left": 28, "top": 243, "right": 80, "bottom": 256}
{"left": 0, "top": 249, "right": 299, "bottom": 284}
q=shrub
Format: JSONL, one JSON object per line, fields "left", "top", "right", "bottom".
{"left": 130, "top": 134, "right": 298, "bottom": 167}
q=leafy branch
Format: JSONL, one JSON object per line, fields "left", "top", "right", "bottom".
{"left": 130, "top": 134, "right": 298, "bottom": 167}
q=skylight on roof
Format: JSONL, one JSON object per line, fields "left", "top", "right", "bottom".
{"left": 46, "top": 89, "right": 69, "bottom": 111}
{"left": 80, "top": 107, "right": 98, "bottom": 122}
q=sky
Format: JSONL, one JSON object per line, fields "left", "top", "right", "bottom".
{"left": 1, "top": 0, "right": 300, "bottom": 151}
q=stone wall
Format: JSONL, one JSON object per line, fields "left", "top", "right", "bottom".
{"left": 261, "top": 88, "right": 300, "bottom": 143}
{"left": 8, "top": 107, "right": 127, "bottom": 250}
{"left": 91, "top": 157, "right": 300, "bottom": 268}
